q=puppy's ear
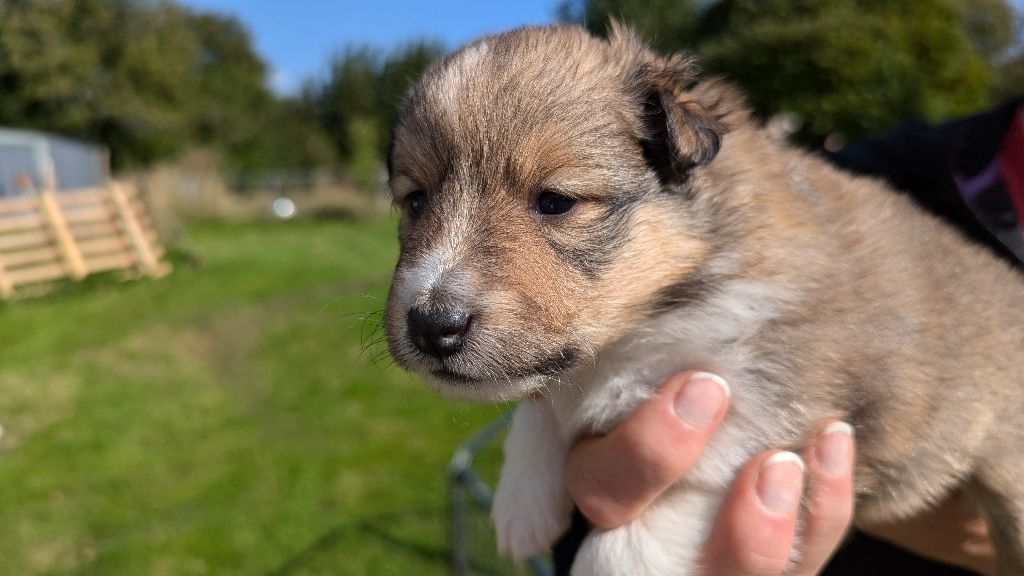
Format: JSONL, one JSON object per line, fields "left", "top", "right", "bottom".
{"left": 608, "top": 23, "right": 727, "bottom": 181}
{"left": 642, "top": 81, "right": 726, "bottom": 180}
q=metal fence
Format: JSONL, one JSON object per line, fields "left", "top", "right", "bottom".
{"left": 449, "top": 414, "right": 554, "bottom": 576}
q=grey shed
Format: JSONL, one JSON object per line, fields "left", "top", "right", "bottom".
{"left": 0, "top": 128, "right": 109, "bottom": 197}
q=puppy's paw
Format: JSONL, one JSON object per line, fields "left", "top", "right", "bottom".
{"left": 492, "top": 470, "right": 573, "bottom": 559}
{"left": 491, "top": 400, "right": 573, "bottom": 559}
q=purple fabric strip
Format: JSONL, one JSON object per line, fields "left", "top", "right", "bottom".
{"left": 954, "top": 156, "right": 1002, "bottom": 200}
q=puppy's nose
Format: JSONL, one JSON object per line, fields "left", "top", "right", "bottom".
{"left": 407, "top": 306, "right": 473, "bottom": 358}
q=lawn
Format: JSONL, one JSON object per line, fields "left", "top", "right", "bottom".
{"left": 0, "top": 217, "right": 516, "bottom": 575}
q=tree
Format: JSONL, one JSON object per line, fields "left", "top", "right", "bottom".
{"left": 0, "top": 0, "right": 205, "bottom": 166}
{"left": 0, "top": 0, "right": 332, "bottom": 170}
{"left": 188, "top": 12, "right": 269, "bottom": 148}
{"left": 0, "top": 0, "right": 438, "bottom": 173}
{"left": 960, "top": 0, "right": 1020, "bottom": 63}
{"left": 309, "top": 40, "right": 444, "bottom": 188}
{"left": 185, "top": 11, "right": 335, "bottom": 171}
{"left": 560, "top": 0, "right": 1012, "bottom": 145}
{"left": 316, "top": 46, "right": 382, "bottom": 163}
{"left": 996, "top": 50, "right": 1024, "bottom": 101}
{"left": 225, "top": 96, "right": 337, "bottom": 172}
{"left": 698, "top": 0, "right": 994, "bottom": 143}
{"left": 376, "top": 40, "right": 447, "bottom": 144}
{"left": 557, "top": 0, "right": 701, "bottom": 54}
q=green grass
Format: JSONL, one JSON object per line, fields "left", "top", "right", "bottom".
{"left": 0, "top": 218, "right": 516, "bottom": 575}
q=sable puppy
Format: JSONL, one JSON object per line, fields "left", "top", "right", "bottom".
{"left": 383, "top": 23, "right": 1024, "bottom": 575}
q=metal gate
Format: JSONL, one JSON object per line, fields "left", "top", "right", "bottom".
{"left": 449, "top": 414, "right": 554, "bottom": 576}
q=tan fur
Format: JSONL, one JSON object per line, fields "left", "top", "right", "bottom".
{"left": 384, "top": 23, "right": 1024, "bottom": 573}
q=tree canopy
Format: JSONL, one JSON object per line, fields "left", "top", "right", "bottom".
{"left": 304, "top": 40, "right": 445, "bottom": 188}
{"left": 0, "top": 0, "right": 443, "bottom": 174}
{"left": 0, "top": 0, "right": 334, "bottom": 170}
{"left": 561, "top": 0, "right": 1021, "bottom": 145}
{"left": 1, "top": 0, "right": 1019, "bottom": 172}
{"left": 0, "top": 0, "right": 201, "bottom": 166}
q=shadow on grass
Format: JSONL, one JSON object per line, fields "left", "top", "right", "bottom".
{"left": 264, "top": 505, "right": 514, "bottom": 576}
{"left": 0, "top": 270, "right": 123, "bottom": 305}
{"left": 264, "top": 507, "right": 444, "bottom": 576}
{"left": 0, "top": 246, "right": 203, "bottom": 307}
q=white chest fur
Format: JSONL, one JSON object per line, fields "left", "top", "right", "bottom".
{"left": 492, "top": 280, "right": 792, "bottom": 574}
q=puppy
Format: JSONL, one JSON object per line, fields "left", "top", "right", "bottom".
{"left": 383, "top": 23, "right": 1024, "bottom": 575}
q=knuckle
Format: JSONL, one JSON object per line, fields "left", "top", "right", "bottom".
{"left": 617, "top": 425, "right": 676, "bottom": 474}
{"left": 617, "top": 414, "right": 703, "bottom": 481}
{"left": 565, "top": 456, "right": 642, "bottom": 529}
{"left": 732, "top": 547, "right": 792, "bottom": 576}
{"left": 574, "top": 488, "right": 636, "bottom": 530}
{"left": 807, "top": 491, "right": 854, "bottom": 533}
{"left": 813, "top": 510, "right": 854, "bottom": 538}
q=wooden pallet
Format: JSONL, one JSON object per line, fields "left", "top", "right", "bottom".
{"left": 0, "top": 183, "right": 169, "bottom": 299}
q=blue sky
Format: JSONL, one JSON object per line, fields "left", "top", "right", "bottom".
{"left": 179, "top": 0, "right": 561, "bottom": 95}
{"left": 179, "top": 0, "right": 1024, "bottom": 96}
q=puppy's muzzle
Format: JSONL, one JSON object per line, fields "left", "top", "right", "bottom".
{"left": 407, "top": 305, "right": 473, "bottom": 358}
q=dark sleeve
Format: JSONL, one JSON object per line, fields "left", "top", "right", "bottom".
{"left": 827, "top": 98, "right": 1024, "bottom": 268}
{"left": 822, "top": 531, "right": 979, "bottom": 576}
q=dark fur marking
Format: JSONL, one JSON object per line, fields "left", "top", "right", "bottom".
{"left": 440, "top": 347, "right": 579, "bottom": 382}
{"left": 543, "top": 194, "right": 639, "bottom": 278}
{"left": 846, "top": 389, "right": 883, "bottom": 432}
{"left": 518, "top": 346, "right": 580, "bottom": 378}
{"left": 648, "top": 271, "right": 719, "bottom": 315}
{"left": 432, "top": 366, "right": 475, "bottom": 383}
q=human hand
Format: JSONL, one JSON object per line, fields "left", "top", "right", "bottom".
{"left": 564, "top": 371, "right": 855, "bottom": 575}
{"left": 860, "top": 489, "right": 996, "bottom": 576}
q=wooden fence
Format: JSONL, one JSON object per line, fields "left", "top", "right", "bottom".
{"left": 0, "top": 183, "right": 169, "bottom": 298}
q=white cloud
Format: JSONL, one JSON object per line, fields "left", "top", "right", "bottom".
{"left": 268, "top": 68, "right": 299, "bottom": 97}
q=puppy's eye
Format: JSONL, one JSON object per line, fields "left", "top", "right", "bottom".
{"left": 535, "top": 190, "right": 576, "bottom": 216}
{"left": 405, "top": 190, "right": 426, "bottom": 218}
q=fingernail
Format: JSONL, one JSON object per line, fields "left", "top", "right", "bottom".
{"left": 756, "top": 451, "right": 805, "bottom": 514}
{"left": 673, "top": 372, "right": 729, "bottom": 429}
{"left": 816, "top": 422, "right": 854, "bottom": 478}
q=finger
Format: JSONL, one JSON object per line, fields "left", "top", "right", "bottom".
{"left": 789, "top": 421, "right": 855, "bottom": 576}
{"left": 565, "top": 371, "right": 730, "bottom": 529}
{"left": 702, "top": 450, "right": 806, "bottom": 576}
